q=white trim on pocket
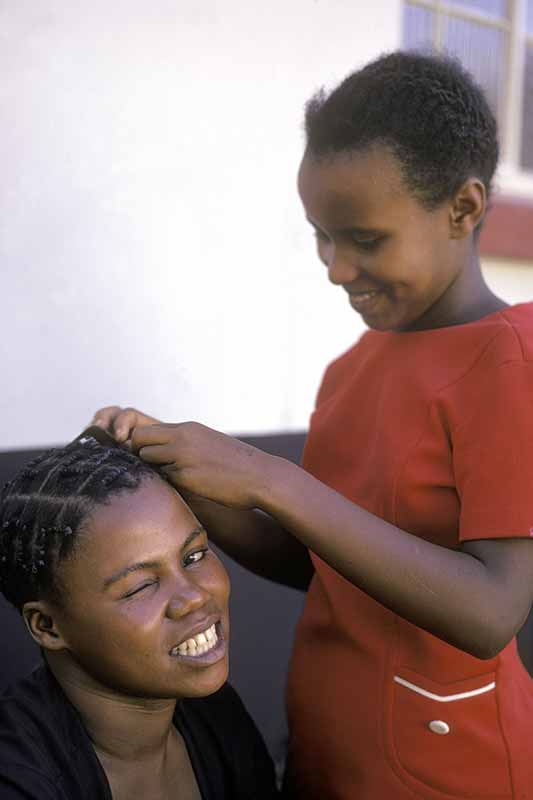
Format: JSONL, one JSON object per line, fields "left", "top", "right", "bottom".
{"left": 394, "top": 675, "right": 496, "bottom": 703}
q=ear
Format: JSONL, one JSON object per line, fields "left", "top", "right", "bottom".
{"left": 449, "top": 178, "right": 486, "bottom": 239}
{"left": 22, "top": 602, "right": 69, "bottom": 652}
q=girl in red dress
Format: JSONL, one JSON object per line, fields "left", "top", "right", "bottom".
{"left": 94, "top": 52, "right": 533, "bottom": 799}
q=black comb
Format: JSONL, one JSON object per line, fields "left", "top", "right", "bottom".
{"left": 70, "top": 425, "right": 122, "bottom": 449}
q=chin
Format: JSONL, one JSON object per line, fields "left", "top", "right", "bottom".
{"left": 360, "top": 312, "right": 395, "bottom": 331}
{"left": 363, "top": 319, "right": 391, "bottom": 331}
{"left": 176, "top": 661, "right": 230, "bottom": 699}
{"left": 361, "top": 306, "right": 417, "bottom": 332}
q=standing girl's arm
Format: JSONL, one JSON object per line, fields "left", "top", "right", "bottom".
{"left": 179, "top": 496, "right": 314, "bottom": 590}
{"left": 91, "top": 407, "right": 313, "bottom": 590}
{"left": 128, "top": 420, "right": 533, "bottom": 661}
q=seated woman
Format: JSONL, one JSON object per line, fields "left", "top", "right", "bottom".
{"left": 0, "top": 429, "right": 278, "bottom": 800}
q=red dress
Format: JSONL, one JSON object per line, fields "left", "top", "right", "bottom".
{"left": 285, "top": 304, "right": 533, "bottom": 800}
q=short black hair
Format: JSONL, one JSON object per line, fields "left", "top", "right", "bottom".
{"left": 304, "top": 50, "right": 499, "bottom": 209}
{"left": 0, "top": 438, "right": 160, "bottom": 612}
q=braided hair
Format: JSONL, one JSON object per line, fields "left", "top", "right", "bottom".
{"left": 0, "top": 437, "right": 159, "bottom": 612}
{"left": 304, "top": 51, "right": 499, "bottom": 210}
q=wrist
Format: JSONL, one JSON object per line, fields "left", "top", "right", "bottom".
{"left": 250, "top": 452, "right": 296, "bottom": 510}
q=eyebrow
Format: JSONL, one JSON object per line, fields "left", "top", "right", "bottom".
{"left": 102, "top": 526, "right": 206, "bottom": 590}
{"left": 305, "top": 217, "right": 382, "bottom": 237}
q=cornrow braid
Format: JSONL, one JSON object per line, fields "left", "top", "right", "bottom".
{"left": 0, "top": 437, "right": 160, "bottom": 612}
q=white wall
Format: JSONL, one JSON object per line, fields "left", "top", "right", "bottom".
{"left": 2, "top": 2, "right": 532, "bottom": 451}
{"left": 482, "top": 257, "right": 533, "bottom": 303}
{"left": 1, "top": 0, "right": 402, "bottom": 450}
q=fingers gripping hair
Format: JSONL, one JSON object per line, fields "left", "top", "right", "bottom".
{"left": 0, "top": 439, "right": 160, "bottom": 612}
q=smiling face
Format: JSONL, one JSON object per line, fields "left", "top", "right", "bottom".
{"left": 46, "top": 478, "right": 230, "bottom": 700}
{"left": 298, "top": 146, "right": 477, "bottom": 332}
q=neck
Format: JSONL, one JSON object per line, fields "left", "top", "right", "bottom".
{"left": 46, "top": 653, "right": 177, "bottom": 762}
{"left": 404, "top": 248, "right": 507, "bottom": 332}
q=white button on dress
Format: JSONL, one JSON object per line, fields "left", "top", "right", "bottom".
{"left": 428, "top": 720, "right": 450, "bottom": 735}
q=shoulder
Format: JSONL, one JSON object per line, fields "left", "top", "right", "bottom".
{"left": 449, "top": 302, "right": 533, "bottom": 373}
{"left": 491, "top": 303, "right": 533, "bottom": 363}
{"left": 0, "top": 666, "right": 60, "bottom": 757}
{"left": 0, "top": 667, "right": 63, "bottom": 793}
{"left": 0, "top": 665, "right": 100, "bottom": 798}
{"left": 388, "top": 304, "right": 533, "bottom": 409}
{"left": 438, "top": 304, "right": 533, "bottom": 404}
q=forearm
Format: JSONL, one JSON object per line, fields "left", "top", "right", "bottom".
{"left": 255, "top": 456, "right": 526, "bottom": 658}
{"left": 122, "top": 417, "right": 528, "bottom": 652}
{"left": 187, "top": 495, "right": 313, "bottom": 591}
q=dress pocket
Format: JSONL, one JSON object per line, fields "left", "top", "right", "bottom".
{"left": 390, "top": 667, "right": 512, "bottom": 798}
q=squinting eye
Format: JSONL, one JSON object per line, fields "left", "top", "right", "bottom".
{"left": 183, "top": 548, "right": 208, "bottom": 567}
{"left": 353, "top": 237, "right": 383, "bottom": 252}
{"left": 124, "top": 580, "right": 158, "bottom": 599}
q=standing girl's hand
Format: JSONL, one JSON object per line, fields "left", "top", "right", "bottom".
{"left": 89, "top": 406, "right": 313, "bottom": 589}
{"left": 131, "top": 421, "right": 276, "bottom": 510}
{"left": 90, "top": 405, "right": 160, "bottom": 444}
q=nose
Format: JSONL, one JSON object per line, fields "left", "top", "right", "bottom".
{"left": 324, "top": 245, "right": 361, "bottom": 286}
{"left": 165, "top": 576, "right": 210, "bottom": 620}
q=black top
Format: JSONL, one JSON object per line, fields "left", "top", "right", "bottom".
{"left": 0, "top": 665, "right": 278, "bottom": 799}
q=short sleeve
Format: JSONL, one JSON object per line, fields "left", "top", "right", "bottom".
{"left": 450, "top": 361, "right": 533, "bottom": 541}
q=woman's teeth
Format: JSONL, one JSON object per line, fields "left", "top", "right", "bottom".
{"left": 351, "top": 290, "right": 379, "bottom": 301}
{"left": 349, "top": 290, "right": 382, "bottom": 310}
{"left": 171, "top": 623, "right": 218, "bottom": 657}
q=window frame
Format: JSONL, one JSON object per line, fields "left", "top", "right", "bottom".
{"left": 403, "top": 0, "right": 533, "bottom": 189}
